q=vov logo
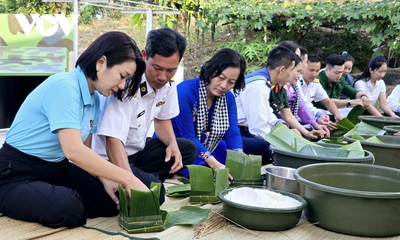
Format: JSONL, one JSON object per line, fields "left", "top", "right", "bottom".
{"left": 14, "top": 14, "right": 79, "bottom": 37}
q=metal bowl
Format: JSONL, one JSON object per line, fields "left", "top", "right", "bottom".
{"left": 295, "top": 162, "right": 400, "bottom": 237}
{"left": 263, "top": 166, "right": 300, "bottom": 195}
{"left": 218, "top": 187, "right": 307, "bottom": 231}
{"left": 383, "top": 125, "right": 400, "bottom": 136}
{"left": 358, "top": 116, "right": 400, "bottom": 129}
{"left": 270, "top": 145, "right": 374, "bottom": 169}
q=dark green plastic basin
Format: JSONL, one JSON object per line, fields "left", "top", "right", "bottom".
{"left": 383, "top": 125, "right": 400, "bottom": 136}
{"left": 358, "top": 116, "right": 400, "bottom": 129}
{"left": 218, "top": 187, "right": 307, "bottom": 231}
{"left": 343, "top": 135, "right": 400, "bottom": 169}
{"left": 295, "top": 163, "right": 400, "bottom": 237}
{"left": 270, "top": 145, "right": 374, "bottom": 169}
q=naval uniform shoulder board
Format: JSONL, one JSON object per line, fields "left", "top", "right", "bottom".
{"left": 265, "top": 80, "right": 272, "bottom": 88}
{"left": 313, "top": 78, "right": 320, "bottom": 83}
{"left": 140, "top": 81, "right": 148, "bottom": 97}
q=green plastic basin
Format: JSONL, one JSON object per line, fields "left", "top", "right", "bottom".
{"left": 383, "top": 125, "right": 400, "bottom": 136}
{"left": 343, "top": 134, "right": 400, "bottom": 169}
{"left": 358, "top": 116, "right": 400, "bottom": 129}
{"left": 270, "top": 145, "right": 374, "bottom": 169}
{"left": 218, "top": 187, "right": 307, "bottom": 231}
{"left": 295, "top": 163, "right": 400, "bottom": 237}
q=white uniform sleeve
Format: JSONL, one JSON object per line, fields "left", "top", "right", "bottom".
{"left": 314, "top": 83, "right": 329, "bottom": 102}
{"left": 96, "top": 95, "right": 132, "bottom": 144}
{"left": 156, "top": 82, "right": 180, "bottom": 120}
{"left": 388, "top": 85, "right": 400, "bottom": 113}
{"left": 298, "top": 80, "right": 320, "bottom": 117}
{"left": 238, "top": 80, "right": 278, "bottom": 137}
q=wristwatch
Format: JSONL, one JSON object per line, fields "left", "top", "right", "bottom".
{"left": 347, "top": 98, "right": 351, "bottom": 107}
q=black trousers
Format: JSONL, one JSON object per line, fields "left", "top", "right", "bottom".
{"left": 128, "top": 138, "right": 197, "bottom": 182}
{"left": 0, "top": 139, "right": 196, "bottom": 229}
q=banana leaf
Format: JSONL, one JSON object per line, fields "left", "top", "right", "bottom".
{"left": 345, "top": 122, "right": 386, "bottom": 137}
{"left": 187, "top": 165, "right": 229, "bottom": 204}
{"left": 263, "top": 123, "right": 319, "bottom": 152}
{"left": 336, "top": 118, "right": 355, "bottom": 131}
{"left": 225, "top": 150, "right": 263, "bottom": 186}
{"left": 118, "top": 183, "right": 163, "bottom": 233}
{"left": 352, "top": 134, "right": 366, "bottom": 141}
{"left": 341, "top": 141, "right": 365, "bottom": 158}
{"left": 163, "top": 206, "right": 210, "bottom": 229}
{"left": 299, "top": 145, "right": 349, "bottom": 157}
{"left": 347, "top": 105, "right": 365, "bottom": 125}
{"left": 118, "top": 183, "right": 210, "bottom": 234}
{"left": 264, "top": 123, "right": 364, "bottom": 158}
{"left": 365, "top": 136, "right": 384, "bottom": 144}
{"left": 166, "top": 184, "right": 191, "bottom": 197}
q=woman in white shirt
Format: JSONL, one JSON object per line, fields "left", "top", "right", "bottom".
{"left": 354, "top": 56, "right": 399, "bottom": 117}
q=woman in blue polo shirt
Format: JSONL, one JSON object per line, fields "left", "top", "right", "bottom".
{"left": 172, "top": 49, "right": 246, "bottom": 178}
{"left": 0, "top": 32, "right": 149, "bottom": 228}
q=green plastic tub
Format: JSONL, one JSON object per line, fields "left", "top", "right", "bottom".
{"left": 358, "top": 116, "right": 400, "bottom": 129}
{"left": 343, "top": 134, "right": 400, "bottom": 169}
{"left": 218, "top": 187, "right": 307, "bottom": 231}
{"left": 295, "top": 163, "right": 400, "bottom": 237}
{"left": 270, "top": 145, "right": 374, "bottom": 169}
{"left": 383, "top": 125, "right": 400, "bottom": 136}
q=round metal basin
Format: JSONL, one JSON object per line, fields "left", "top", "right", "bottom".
{"left": 263, "top": 166, "right": 300, "bottom": 195}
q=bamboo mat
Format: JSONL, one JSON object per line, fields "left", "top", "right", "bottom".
{"left": 1, "top": 178, "right": 400, "bottom": 240}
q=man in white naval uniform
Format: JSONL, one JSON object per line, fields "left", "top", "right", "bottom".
{"left": 92, "top": 28, "right": 196, "bottom": 204}
{"left": 298, "top": 54, "right": 343, "bottom": 130}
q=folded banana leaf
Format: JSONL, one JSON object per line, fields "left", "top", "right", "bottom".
{"left": 329, "top": 106, "right": 364, "bottom": 139}
{"left": 187, "top": 165, "right": 229, "bottom": 204}
{"left": 347, "top": 105, "right": 365, "bottom": 125}
{"left": 118, "top": 183, "right": 164, "bottom": 233}
{"left": 166, "top": 183, "right": 191, "bottom": 197}
{"left": 225, "top": 150, "right": 263, "bottom": 187}
{"left": 118, "top": 183, "right": 210, "bottom": 233}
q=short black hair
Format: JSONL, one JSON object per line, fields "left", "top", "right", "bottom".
{"left": 325, "top": 54, "right": 345, "bottom": 69}
{"left": 76, "top": 31, "right": 145, "bottom": 101}
{"left": 294, "top": 54, "right": 302, "bottom": 67}
{"left": 266, "top": 46, "right": 296, "bottom": 70}
{"left": 199, "top": 48, "right": 246, "bottom": 95}
{"left": 299, "top": 46, "right": 308, "bottom": 61}
{"left": 277, "top": 40, "right": 299, "bottom": 53}
{"left": 145, "top": 27, "right": 187, "bottom": 61}
{"left": 308, "top": 54, "right": 321, "bottom": 64}
{"left": 356, "top": 56, "right": 387, "bottom": 82}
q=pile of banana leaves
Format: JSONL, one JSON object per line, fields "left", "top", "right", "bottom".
{"left": 263, "top": 123, "right": 365, "bottom": 158}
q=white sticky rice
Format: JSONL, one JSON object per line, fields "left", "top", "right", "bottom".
{"left": 225, "top": 187, "right": 302, "bottom": 209}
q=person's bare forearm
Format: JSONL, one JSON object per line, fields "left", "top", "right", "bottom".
{"left": 106, "top": 136, "right": 131, "bottom": 173}
{"left": 154, "top": 119, "right": 178, "bottom": 147}
{"left": 323, "top": 98, "right": 342, "bottom": 120}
